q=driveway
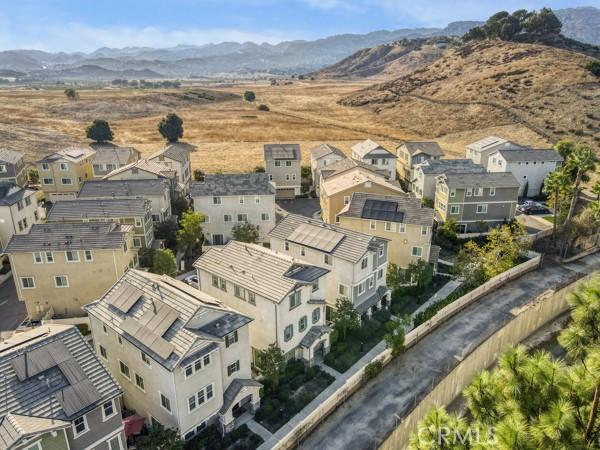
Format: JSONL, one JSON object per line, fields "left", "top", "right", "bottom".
{"left": 0, "top": 277, "right": 26, "bottom": 338}
{"left": 276, "top": 198, "right": 320, "bottom": 221}
{"left": 516, "top": 212, "right": 553, "bottom": 235}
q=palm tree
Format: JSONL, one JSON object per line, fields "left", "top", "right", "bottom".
{"left": 565, "top": 145, "right": 597, "bottom": 222}
{"left": 543, "top": 170, "right": 571, "bottom": 241}
{"left": 592, "top": 181, "right": 600, "bottom": 201}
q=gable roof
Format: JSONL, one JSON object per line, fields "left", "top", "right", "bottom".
{"left": 0, "top": 183, "right": 35, "bottom": 206}
{"left": 190, "top": 173, "right": 275, "bottom": 197}
{"left": 0, "top": 324, "right": 122, "bottom": 423}
{"left": 494, "top": 148, "right": 564, "bottom": 163}
{"left": 103, "top": 159, "right": 176, "bottom": 180}
{"left": 321, "top": 166, "right": 404, "bottom": 197}
{"left": 399, "top": 141, "right": 444, "bottom": 157}
{"left": 416, "top": 159, "right": 486, "bottom": 175}
{"left": 0, "top": 149, "right": 23, "bottom": 165}
{"left": 310, "top": 144, "right": 346, "bottom": 160}
{"left": 38, "top": 147, "right": 96, "bottom": 164}
{"left": 338, "top": 192, "right": 434, "bottom": 226}
{"left": 440, "top": 172, "right": 520, "bottom": 189}
{"left": 85, "top": 270, "right": 252, "bottom": 370}
{"left": 264, "top": 144, "right": 301, "bottom": 161}
{"left": 46, "top": 198, "right": 148, "bottom": 221}
{"left": 5, "top": 222, "right": 131, "bottom": 253}
{"left": 149, "top": 142, "right": 195, "bottom": 163}
{"left": 194, "top": 241, "right": 329, "bottom": 303}
{"left": 466, "top": 136, "right": 520, "bottom": 152}
{"left": 269, "top": 214, "right": 386, "bottom": 263}
{"left": 90, "top": 144, "right": 140, "bottom": 166}
{"left": 79, "top": 179, "right": 170, "bottom": 199}
{"left": 351, "top": 139, "right": 394, "bottom": 158}
{"left": 0, "top": 414, "right": 70, "bottom": 449}
{"left": 319, "top": 158, "right": 387, "bottom": 181}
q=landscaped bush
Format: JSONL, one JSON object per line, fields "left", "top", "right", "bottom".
{"left": 185, "top": 424, "right": 263, "bottom": 450}
{"left": 364, "top": 360, "right": 383, "bottom": 381}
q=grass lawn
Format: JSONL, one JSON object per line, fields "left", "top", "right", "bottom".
{"left": 542, "top": 215, "right": 555, "bottom": 223}
{"left": 255, "top": 360, "right": 335, "bottom": 433}
{"left": 184, "top": 424, "right": 263, "bottom": 450}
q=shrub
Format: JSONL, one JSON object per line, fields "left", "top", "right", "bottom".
{"left": 324, "top": 352, "right": 336, "bottom": 366}
{"left": 290, "top": 375, "right": 306, "bottom": 390}
{"left": 586, "top": 60, "right": 600, "bottom": 77}
{"left": 257, "top": 104, "right": 270, "bottom": 111}
{"left": 244, "top": 91, "right": 256, "bottom": 102}
{"left": 364, "top": 360, "right": 383, "bottom": 381}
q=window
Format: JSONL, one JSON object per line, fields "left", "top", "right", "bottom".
{"left": 338, "top": 284, "right": 348, "bottom": 297}
{"left": 398, "top": 223, "right": 406, "bottom": 233}
{"left": 72, "top": 416, "right": 88, "bottom": 437}
{"left": 312, "top": 307, "right": 321, "bottom": 324}
{"left": 368, "top": 276, "right": 375, "bottom": 288}
{"left": 369, "top": 221, "right": 376, "bottom": 230}
{"left": 323, "top": 254, "right": 332, "bottom": 265}
{"left": 289, "top": 290, "right": 301, "bottom": 310}
{"left": 42, "top": 178, "right": 54, "bottom": 185}
{"left": 248, "top": 291, "right": 256, "bottom": 305}
{"left": 379, "top": 247, "right": 384, "bottom": 258}
{"left": 188, "top": 384, "right": 215, "bottom": 413}
{"left": 133, "top": 237, "right": 142, "bottom": 248}
{"left": 450, "top": 205, "right": 460, "bottom": 215}
{"left": 284, "top": 324, "right": 293, "bottom": 342}
{"left": 141, "top": 351, "right": 151, "bottom": 366}
{"left": 213, "top": 196, "right": 222, "bottom": 205}
{"left": 411, "top": 246, "right": 423, "bottom": 257}
{"left": 343, "top": 195, "right": 350, "bottom": 205}
{"left": 377, "top": 268, "right": 383, "bottom": 280}
{"left": 466, "top": 188, "right": 473, "bottom": 197}
{"left": 275, "top": 161, "right": 281, "bottom": 167}
{"left": 476, "top": 204, "right": 488, "bottom": 214}
{"left": 299, "top": 316, "right": 307, "bottom": 332}
{"left": 84, "top": 250, "right": 93, "bottom": 261}
{"left": 212, "top": 275, "right": 227, "bottom": 291}
{"left": 227, "top": 360, "right": 240, "bottom": 376}
{"left": 102, "top": 324, "right": 108, "bottom": 334}
{"left": 59, "top": 163, "right": 68, "bottom": 171}
{"left": 385, "top": 222, "right": 395, "bottom": 232}
{"left": 225, "top": 330, "right": 238, "bottom": 348}
{"left": 119, "top": 360, "right": 131, "bottom": 379}
{"left": 223, "top": 214, "right": 232, "bottom": 222}
{"left": 421, "top": 226, "right": 428, "bottom": 236}
{"left": 261, "top": 213, "right": 270, "bottom": 221}
{"left": 25, "top": 197, "right": 31, "bottom": 207}
{"left": 65, "top": 250, "right": 79, "bottom": 262}
{"left": 33, "top": 252, "right": 43, "bottom": 264}
{"left": 284, "top": 241, "right": 290, "bottom": 251}
{"left": 61, "top": 178, "right": 72, "bottom": 185}
{"left": 239, "top": 196, "right": 245, "bottom": 204}
{"left": 489, "top": 187, "right": 496, "bottom": 196}
{"left": 311, "top": 279, "right": 319, "bottom": 292}
{"left": 437, "top": 200, "right": 447, "bottom": 212}
{"left": 361, "top": 257, "right": 368, "bottom": 270}
{"left": 160, "top": 393, "right": 172, "bottom": 413}
{"left": 108, "top": 435, "right": 123, "bottom": 450}
{"left": 54, "top": 275, "right": 69, "bottom": 288}
{"left": 450, "top": 189, "right": 456, "bottom": 197}
{"left": 99, "top": 345, "right": 108, "bottom": 360}
{"left": 212, "top": 275, "right": 219, "bottom": 287}
{"left": 237, "top": 213, "right": 248, "bottom": 222}
{"left": 474, "top": 187, "right": 483, "bottom": 197}
{"left": 255, "top": 196, "right": 261, "bottom": 204}
{"left": 357, "top": 282, "right": 365, "bottom": 296}
{"left": 102, "top": 400, "right": 116, "bottom": 421}
{"left": 135, "top": 373, "right": 145, "bottom": 391}
{"left": 17, "top": 200, "right": 23, "bottom": 211}
{"left": 134, "top": 218, "right": 142, "bottom": 227}
{"left": 301, "top": 246, "right": 306, "bottom": 256}
{"left": 0, "top": 165, "right": 5, "bottom": 173}
{"left": 41, "top": 163, "right": 50, "bottom": 171}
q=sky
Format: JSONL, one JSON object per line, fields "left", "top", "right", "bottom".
{"left": 0, "top": 0, "right": 598, "bottom": 52}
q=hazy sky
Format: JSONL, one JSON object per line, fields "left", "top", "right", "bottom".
{"left": 0, "top": 0, "right": 598, "bottom": 52}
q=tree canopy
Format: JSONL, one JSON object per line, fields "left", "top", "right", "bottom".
{"left": 158, "top": 112, "right": 184, "bottom": 143}
{"left": 232, "top": 222, "right": 260, "bottom": 243}
{"left": 151, "top": 248, "right": 177, "bottom": 276}
{"left": 86, "top": 119, "right": 114, "bottom": 142}
{"left": 256, "top": 344, "right": 285, "bottom": 388}
{"left": 331, "top": 296, "right": 360, "bottom": 341}
{"left": 64, "top": 88, "right": 78, "bottom": 100}
{"left": 243, "top": 91, "right": 256, "bottom": 102}
{"left": 176, "top": 210, "right": 204, "bottom": 258}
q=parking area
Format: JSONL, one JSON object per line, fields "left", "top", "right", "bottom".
{"left": 276, "top": 198, "right": 320, "bottom": 220}
{"left": 0, "top": 277, "right": 26, "bottom": 339}
{"left": 516, "top": 212, "right": 553, "bottom": 235}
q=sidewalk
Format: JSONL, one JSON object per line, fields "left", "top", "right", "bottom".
{"left": 410, "top": 279, "right": 462, "bottom": 326}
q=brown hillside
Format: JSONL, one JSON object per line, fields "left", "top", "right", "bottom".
{"left": 340, "top": 40, "right": 600, "bottom": 149}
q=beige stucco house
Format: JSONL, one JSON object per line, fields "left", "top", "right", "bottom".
{"left": 396, "top": 141, "right": 444, "bottom": 184}
{"left": 37, "top": 147, "right": 96, "bottom": 201}
{"left": 0, "top": 148, "right": 27, "bottom": 187}
{"left": 351, "top": 139, "right": 397, "bottom": 179}
{"left": 310, "top": 144, "right": 346, "bottom": 193}
{"left": 91, "top": 143, "right": 140, "bottom": 178}
{"left": 6, "top": 222, "right": 138, "bottom": 319}
{"left": 148, "top": 143, "right": 195, "bottom": 193}
{"left": 0, "top": 183, "right": 42, "bottom": 253}
{"left": 264, "top": 144, "right": 301, "bottom": 198}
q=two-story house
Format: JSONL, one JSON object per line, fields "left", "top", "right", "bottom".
{"left": 319, "top": 164, "right": 404, "bottom": 224}
{"left": 91, "top": 144, "right": 140, "bottom": 178}
{"left": 0, "top": 183, "right": 42, "bottom": 253}
{"left": 465, "top": 136, "right": 521, "bottom": 168}
{"left": 351, "top": 139, "right": 397, "bottom": 179}
{"left": 85, "top": 270, "right": 260, "bottom": 440}
{"left": 190, "top": 173, "right": 276, "bottom": 245}
{"left": 0, "top": 324, "right": 126, "bottom": 450}
{"left": 396, "top": 141, "right": 444, "bottom": 184}
{"left": 148, "top": 143, "right": 195, "bottom": 193}
{"left": 104, "top": 159, "right": 179, "bottom": 195}
{"left": 46, "top": 198, "right": 154, "bottom": 248}
{"left": 337, "top": 192, "right": 437, "bottom": 269}
{"left": 194, "top": 241, "right": 331, "bottom": 365}
{"left": 310, "top": 144, "right": 346, "bottom": 194}
{"left": 264, "top": 144, "right": 301, "bottom": 199}
{"left": 6, "top": 222, "right": 138, "bottom": 319}
{"left": 435, "top": 172, "right": 520, "bottom": 233}
{"left": 37, "top": 147, "right": 96, "bottom": 201}
{"left": 486, "top": 148, "right": 564, "bottom": 198}
{"left": 0, "top": 149, "right": 27, "bottom": 187}
{"left": 412, "top": 159, "right": 486, "bottom": 200}
{"left": 79, "top": 179, "right": 172, "bottom": 223}
{"left": 269, "top": 214, "right": 390, "bottom": 318}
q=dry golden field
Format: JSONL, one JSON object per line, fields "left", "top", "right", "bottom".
{"left": 0, "top": 78, "right": 552, "bottom": 174}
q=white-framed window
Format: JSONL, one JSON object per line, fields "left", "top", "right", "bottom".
{"left": 108, "top": 435, "right": 123, "bottom": 450}
{"left": 237, "top": 213, "right": 248, "bottom": 222}
{"left": 312, "top": 307, "right": 321, "bottom": 324}
{"left": 227, "top": 360, "right": 240, "bottom": 376}
{"left": 42, "top": 178, "right": 54, "bottom": 185}
{"left": 285, "top": 160, "right": 292, "bottom": 167}
{"left": 421, "top": 225, "right": 428, "bottom": 236}
{"left": 379, "top": 247, "right": 384, "bottom": 258}
{"left": 84, "top": 250, "right": 93, "bottom": 261}
{"left": 285, "top": 174, "right": 290, "bottom": 181}
{"left": 188, "top": 384, "right": 215, "bottom": 413}
{"left": 450, "top": 205, "right": 460, "bottom": 215}
{"left": 160, "top": 393, "right": 172, "bottom": 413}
{"left": 65, "top": 250, "right": 79, "bottom": 262}
{"left": 33, "top": 252, "right": 43, "bottom": 264}
{"left": 141, "top": 351, "right": 151, "bottom": 366}
{"left": 289, "top": 290, "right": 301, "bottom": 310}
{"left": 54, "top": 275, "right": 69, "bottom": 288}
{"left": 476, "top": 204, "right": 488, "bottom": 214}
{"left": 343, "top": 195, "right": 350, "bottom": 205}
{"left": 184, "top": 353, "right": 211, "bottom": 378}
{"left": 377, "top": 268, "right": 384, "bottom": 279}
{"left": 357, "top": 282, "right": 365, "bottom": 296}
{"left": 239, "top": 196, "right": 245, "bottom": 204}
{"left": 135, "top": 373, "right": 145, "bottom": 391}
{"left": 284, "top": 241, "right": 290, "bottom": 251}
{"left": 213, "top": 196, "right": 222, "bottom": 205}
{"left": 385, "top": 222, "right": 395, "bottom": 232}
{"left": 466, "top": 188, "right": 473, "bottom": 197}
{"left": 133, "top": 237, "right": 142, "bottom": 247}
{"left": 361, "top": 257, "right": 368, "bottom": 270}
{"left": 261, "top": 212, "right": 270, "bottom": 221}
{"left": 437, "top": 200, "right": 447, "bottom": 212}
{"left": 134, "top": 218, "right": 143, "bottom": 227}
{"left": 450, "top": 188, "right": 456, "bottom": 197}
{"left": 255, "top": 196, "right": 261, "bottom": 204}
{"left": 338, "top": 284, "right": 348, "bottom": 297}
{"left": 324, "top": 254, "right": 332, "bottom": 265}
{"left": 119, "top": 360, "right": 131, "bottom": 379}
{"left": 284, "top": 324, "right": 293, "bottom": 342}
{"left": 225, "top": 330, "right": 238, "bottom": 348}
{"left": 474, "top": 187, "right": 483, "bottom": 197}
{"left": 489, "top": 187, "right": 496, "bottom": 196}
{"left": 369, "top": 221, "right": 376, "bottom": 230}
{"left": 398, "top": 223, "right": 406, "bottom": 233}
{"left": 102, "top": 399, "right": 117, "bottom": 421}
{"left": 59, "top": 162, "right": 68, "bottom": 171}
{"left": 99, "top": 345, "right": 108, "bottom": 360}
{"left": 72, "top": 415, "right": 88, "bottom": 437}
{"left": 368, "top": 276, "right": 375, "bottom": 288}
{"left": 223, "top": 214, "right": 232, "bottom": 222}
{"left": 299, "top": 315, "right": 308, "bottom": 332}
{"left": 45, "top": 251, "right": 54, "bottom": 263}
{"left": 41, "top": 162, "right": 50, "bottom": 171}
{"left": 61, "top": 178, "right": 72, "bottom": 185}
{"left": 411, "top": 246, "right": 423, "bottom": 257}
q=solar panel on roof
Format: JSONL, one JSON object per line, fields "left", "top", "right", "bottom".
{"left": 58, "top": 359, "right": 87, "bottom": 385}
{"left": 55, "top": 379, "right": 101, "bottom": 417}
{"left": 107, "top": 282, "right": 143, "bottom": 313}
{"left": 288, "top": 223, "right": 344, "bottom": 253}
{"left": 121, "top": 317, "right": 176, "bottom": 361}
{"left": 11, "top": 341, "right": 72, "bottom": 381}
{"left": 138, "top": 301, "right": 179, "bottom": 337}
{"left": 361, "top": 199, "right": 405, "bottom": 222}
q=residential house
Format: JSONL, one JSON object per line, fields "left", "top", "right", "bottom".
{"left": 85, "top": 270, "right": 260, "bottom": 439}
{"left": 0, "top": 324, "right": 126, "bottom": 450}
{"left": 6, "top": 222, "right": 138, "bottom": 319}
{"left": 0, "top": 149, "right": 27, "bottom": 187}
{"left": 351, "top": 139, "right": 397, "bottom": 179}
{"left": 269, "top": 214, "right": 390, "bottom": 318}
{"left": 318, "top": 158, "right": 388, "bottom": 187}
{"left": 91, "top": 144, "right": 140, "bottom": 178}
{"left": 396, "top": 141, "right": 444, "bottom": 184}
{"left": 36, "top": 147, "right": 96, "bottom": 201}
{"left": 79, "top": 179, "right": 172, "bottom": 223}
{"left": 194, "top": 241, "right": 331, "bottom": 365}
{"left": 486, "top": 148, "right": 564, "bottom": 197}
{"left": 104, "top": 159, "right": 178, "bottom": 194}
{"left": 0, "top": 183, "right": 42, "bottom": 252}
{"left": 435, "top": 172, "right": 520, "bottom": 233}
{"left": 465, "top": 136, "right": 521, "bottom": 168}
{"left": 263, "top": 144, "right": 301, "bottom": 199}
{"left": 319, "top": 164, "right": 404, "bottom": 224}
{"left": 412, "top": 159, "right": 486, "bottom": 200}
{"left": 337, "top": 193, "right": 437, "bottom": 268}
{"left": 46, "top": 198, "right": 154, "bottom": 248}
{"left": 309, "top": 144, "right": 346, "bottom": 193}
{"left": 148, "top": 143, "right": 195, "bottom": 193}
{"left": 190, "top": 173, "right": 276, "bottom": 245}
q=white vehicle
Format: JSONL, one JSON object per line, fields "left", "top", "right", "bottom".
{"left": 184, "top": 274, "right": 198, "bottom": 287}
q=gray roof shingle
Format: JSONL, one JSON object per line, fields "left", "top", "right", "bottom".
{"left": 79, "top": 179, "right": 170, "bottom": 198}
{"left": 399, "top": 141, "right": 444, "bottom": 157}
{"left": 441, "top": 172, "right": 520, "bottom": 189}
{"left": 190, "top": 173, "right": 275, "bottom": 197}
{"left": 319, "top": 158, "right": 388, "bottom": 181}
{"left": 495, "top": 148, "right": 564, "bottom": 163}
{"left": 339, "top": 193, "right": 434, "bottom": 226}
{"left": 0, "top": 149, "right": 23, "bottom": 165}
{"left": 47, "top": 198, "right": 149, "bottom": 221}
{"left": 90, "top": 144, "right": 139, "bottom": 166}
{"left": 416, "top": 159, "right": 486, "bottom": 175}
{"left": 149, "top": 143, "right": 195, "bottom": 163}
{"left": 264, "top": 144, "right": 301, "bottom": 161}
{"left": 466, "top": 136, "right": 520, "bottom": 152}
{"left": 0, "top": 414, "right": 70, "bottom": 449}
{"left": 0, "top": 183, "right": 35, "bottom": 206}
{"left": 310, "top": 144, "right": 346, "bottom": 160}
{"left": 351, "top": 139, "right": 394, "bottom": 158}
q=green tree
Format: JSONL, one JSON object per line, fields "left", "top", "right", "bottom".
{"left": 85, "top": 119, "right": 114, "bottom": 142}
{"left": 586, "top": 60, "right": 600, "bottom": 77}
{"left": 137, "top": 426, "right": 183, "bottom": 449}
{"left": 384, "top": 315, "right": 411, "bottom": 356}
{"left": 193, "top": 169, "right": 205, "bottom": 181}
{"left": 408, "top": 406, "right": 471, "bottom": 449}
{"left": 253, "top": 166, "right": 266, "bottom": 173}
{"left": 257, "top": 103, "right": 270, "bottom": 111}
{"left": 592, "top": 181, "right": 600, "bottom": 201}
{"left": 543, "top": 169, "right": 572, "bottom": 239}
{"left": 64, "top": 88, "right": 78, "bottom": 100}
{"left": 231, "top": 222, "right": 260, "bottom": 243}
{"left": 151, "top": 248, "right": 177, "bottom": 276}
{"left": 331, "top": 296, "right": 360, "bottom": 341}
{"left": 243, "top": 91, "right": 256, "bottom": 102}
{"left": 171, "top": 197, "right": 189, "bottom": 217}
{"left": 176, "top": 210, "right": 204, "bottom": 258}
{"left": 27, "top": 168, "right": 39, "bottom": 184}
{"left": 256, "top": 343, "right": 284, "bottom": 388}
{"left": 158, "top": 112, "right": 184, "bottom": 143}
{"left": 565, "top": 145, "right": 597, "bottom": 222}
{"left": 526, "top": 7, "right": 562, "bottom": 35}
{"left": 154, "top": 218, "right": 178, "bottom": 250}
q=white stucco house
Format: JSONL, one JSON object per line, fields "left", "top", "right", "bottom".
{"left": 351, "top": 139, "right": 397, "bottom": 180}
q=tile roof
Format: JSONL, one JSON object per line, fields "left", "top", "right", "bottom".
{"left": 219, "top": 379, "right": 262, "bottom": 415}
{"left": 38, "top": 147, "right": 96, "bottom": 163}
{"left": 440, "top": 172, "right": 520, "bottom": 189}
{"left": 355, "top": 286, "right": 389, "bottom": 314}
{"left": 319, "top": 158, "right": 387, "bottom": 181}
{"left": 4, "top": 222, "right": 131, "bottom": 253}
{"left": 339, "top": 193, "right": 434, "bottom": 226}
{"left": 46, "top": 198, "right": 149, "bottom": 221}
{"left": 351, "top": 139, "right": 393, "bottom": 158}
{"left": 190, "top": 173, "right": 275, "bottom": 197}
{"left": 79, "top": 179, "right": 170, "bottom": 199}
{"left": 398, "top": 141, "right": 444, "bottom": 157}
{"left": 310, "top": 144, "right": 346, "bottom": 160}
{"left": 269, "top": 214, "right": 386, "bottom": 263}
{"left": 0, "top": 414, "right": 70, "bottom": 449}
{"left": 0, "top": 149, "right": 23, "bottom": 165}
{"left": 321, "top": 166, "right": 404, "bottom": 197}
{"left": 0, "top": 325, "right": 122, "bottom": 422}
{"left": 299, "top": 325, "right": 331, "bottom": 349}
{"left": 495, "top": 148, "right": 564, "bottom": 163}
{"left": 194, "top": 241, "right": 330, "bottom": 303}
{"left": 466, "top": 136, "right": 520, "bottom": 152}
{"left": 149, "top": 142, "right": 195, "bottom": 163}
{"left": 416, "top": 159, "right": 486, "bottom": 175}
{"left": 264, "top": 144, "right": 301, "bottom": 161}
{"left": 85, "top": 270, "right": 252, "bottom": 371}
{"left": 90, "top": 144, "right": 140, "bottom": 166}
{"left": 0, "top": 183, "right": 35, "bottom": 206}
{"left": 103, "top": 159, "right": 176, "bottom": 180}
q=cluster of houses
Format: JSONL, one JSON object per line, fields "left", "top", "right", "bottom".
{"left": 0, "top": 134, "right": 563, "bottom": 447}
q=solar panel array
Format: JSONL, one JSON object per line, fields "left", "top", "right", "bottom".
{"left": 107, "top": 281, "right": 143, "bottom": 313}
{"left": 11, "top": 341, "right": 72, "bottom": 382}
{"left": 360, "top": 199, "right": 405, "bottom": 222}
{"left": 288, "top": 223, "right": 344, "bottom": 253}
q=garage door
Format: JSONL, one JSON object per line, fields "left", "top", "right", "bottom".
{"left": 276, "top": 188, "right": 296, "bottom": 199}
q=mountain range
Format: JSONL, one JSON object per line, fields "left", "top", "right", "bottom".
{"left": 0, "top": 7, "right": 598, "bottom": 80}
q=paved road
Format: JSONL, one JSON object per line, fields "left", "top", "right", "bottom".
{"left": 0, "top": 277, "right": 26, "bottom": 337}
{"left": 300, "top": 253, "right": 600, "bottom": 450}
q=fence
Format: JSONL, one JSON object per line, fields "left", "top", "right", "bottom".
{"left": 264, "top": 251, "right": 542, "bottom": 450}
